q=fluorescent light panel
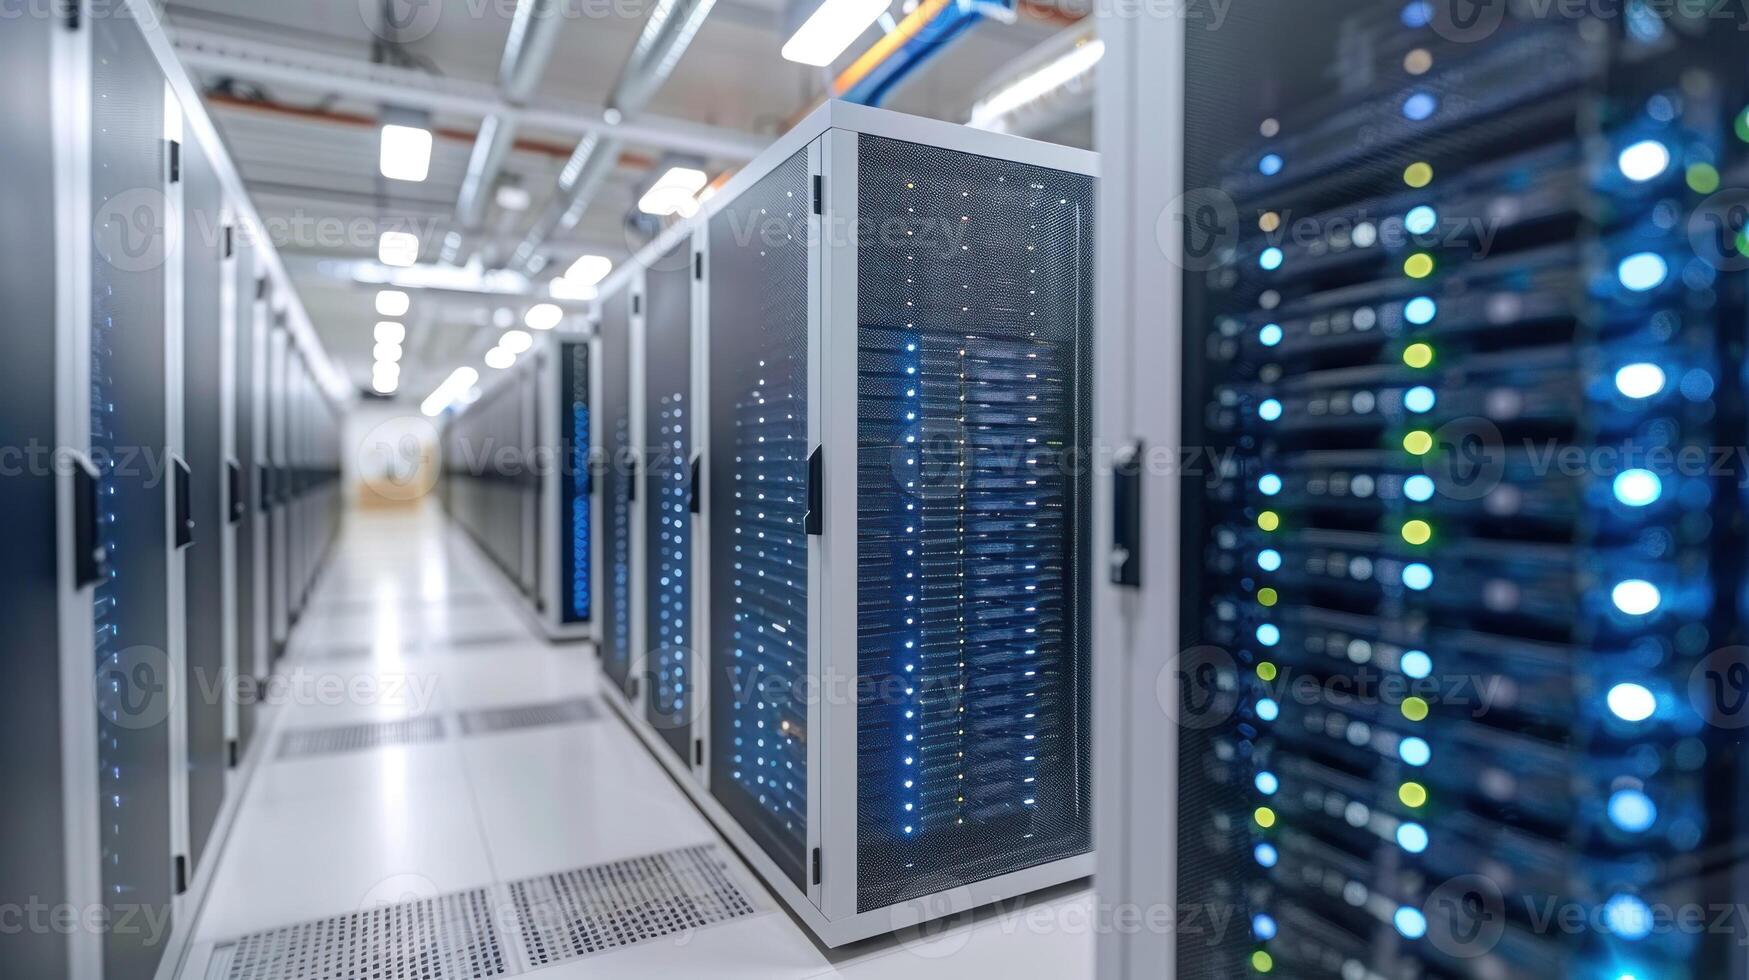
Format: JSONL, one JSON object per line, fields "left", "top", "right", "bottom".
{"left": 565, "top": 254, "right": 613, "bottom": 286}
{"left": 782, "top": 0, "right": 890, "bottom": 67}
{"left": 376, "top": 289, "right": 410, "bottom": 317}
{"left": 525, "top": 303, "right": 563, "bottom": 331}
{"left": 638, "top": 166, "right": 708, "bottom": 217}
{"left": 374, "top": 321, "right": 406, "bottom": 345}
{"left": 378, "top": 231, "right": 421, "bottom": 267}
{"left": 380, "top": 123, "right": 433, "bottom": 182}
{"left": 969, "top": 38, "right": 1105, "bottom": 131}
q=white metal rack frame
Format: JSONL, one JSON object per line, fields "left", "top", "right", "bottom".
{"left": 596, "top": 100, "right": 1099, "bottom": 947}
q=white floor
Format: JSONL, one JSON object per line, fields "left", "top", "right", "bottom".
{"left": 178, "top": 505, "right": 1094, "bottom": 980}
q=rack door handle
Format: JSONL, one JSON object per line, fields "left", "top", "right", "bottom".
{"left": 804, "top": 446, "right": 823, "bottom": 536}
{"left": 1111, "top": 442, "right": 1142, "bottom": 588}
{"left": 688, "top": 453, "right": 702, "bottom": 515}
{"left": 172, "top": 453, "right": 194, "bottom": 549}
{"left": 71, "top": 451, "right": 106, "bottom": 588}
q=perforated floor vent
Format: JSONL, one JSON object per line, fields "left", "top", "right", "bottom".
{"left": 459, "top": 698, "right": 603, "bottom": 736}
{"left": 277, "top": 717, "right": 445, "bottom": 759}
{"left": 218, "top": 888, "right": 509, "bottom": 980}
{"left": 509, "top": 845, "right": 756, "bottom": 966}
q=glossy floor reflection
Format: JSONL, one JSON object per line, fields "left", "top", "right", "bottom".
{"left": 178, "top": 504, "right": 1093, "bottom": 979}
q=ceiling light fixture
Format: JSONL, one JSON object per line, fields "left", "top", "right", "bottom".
{"left": 782, "top": 0, "right": 890, "bottom": 67}
{"left": 549, "top": 277, "right": 598, "bottom": 301}
{"left": 524, "top": 302, "right": 564, "bottom": 331}
{"left": 379, "top": 123, "right": 433, "bottom": 182}
{"left": 421, "top": 366, "right": 479, "bottom": 417}
{"left": 638, "top": 166, "right": 709, "bottom": 217}
{"left": 375, "top": 289, "right": 411, "bottom": 317}
{"left": 373, "top": 341, "right": 403, "bottom": 363}
{"left": 374, "top": 321, "right": 406, "bottom": 345}
{"left": 378, "top": 231, "right": 421, "bottom": 267}
{"left": 565, "top": 254, "right": 613, "bottom": 286}
{"left": 499, "top": 329, "right": 534, "bottom": 354}
{"left": 484, "top": 346, "right": 515, "bottom": 370}
{"left": 969, "top": 38, "right": 1106, "bottom": 131}
{"left": 496, "top": 184, "right": 532, "bottom": 212}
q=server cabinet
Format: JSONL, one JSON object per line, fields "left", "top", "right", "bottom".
{"left": 1, "top": 12, "right": 88, "bottom": 976}
{"left": 600, "top": 290, "right": 638, "bottom": 694}
{"left": 634, "top": 241, "right": 700, "bottom": 764}
{"left": 1096, "top": 3, "right": 1749, "bottom": 979}
{"left": 90, "top": 11, "right": 178, "bottom": 977}
{"left": 443, "top": 333, "right": 598, "bottom": 643}
{"left": 179, "top": 128, "right": 229, "bottom": 877}
{"left": 267, "top": 315, "right": 289, "bottom": 659}
{"left": 601, "top": 102, "right": 1097, "bottom": 946}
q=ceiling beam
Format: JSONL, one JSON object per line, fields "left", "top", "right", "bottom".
{"left": 171, "top": 26, "right": 769, "bottom": 161}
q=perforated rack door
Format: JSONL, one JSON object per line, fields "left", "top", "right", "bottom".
{"left": 706, "top": 148, "right": 813, "bottom": 888}
{"left": 89, "top": 13, "right": 176, "bottom": 978}
{"left": 560, "top": 341, "right": 593, "bottom": 624}
{"left": 599, "top": 290, "right": 635, "bottom": 695}
{"left": 853, "top": 135, "right": 1094, "bottom": 912}
{"left": 643, "top": 239, "right": 696, "bottom": 762}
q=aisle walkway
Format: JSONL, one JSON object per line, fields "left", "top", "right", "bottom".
{"left": 179, "top": 505, "right": 1093, "bottom": 980}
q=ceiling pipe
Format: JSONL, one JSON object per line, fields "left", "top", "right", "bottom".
{"left": 508, "top": 0, "right": 719, "bottom": 272}
{"left": 451, "top": 0, "right": 570, "bottom": 252}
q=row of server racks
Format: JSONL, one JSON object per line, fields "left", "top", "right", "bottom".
{"left": 441, "top": 336, "right": 599, "bottom": 642}
{"left": 1095, "top": 2, "right": 1749, "bottom": 979}
{"left": 445, "top": 102, "right": 1100, "bottom": 944}
{"left": 3, "top": 5, "right": 347, "bottom": 978}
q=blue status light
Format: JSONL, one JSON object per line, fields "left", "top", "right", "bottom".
{"left": 1404, "top": 207, "right": 1438, "bottom": 237}
{"left": 1259, "top": 398, "right": 1283, "bottom": 421}
{"left": 1403, "top": 563, "right": 1434, "bottom": 591}
{"left": 1255, "top": 842, "right": 1279, "bottom": 867}
{"left": 1260, "top": 247, "right": 1285, "bottom": 271}
{"left": 1618, "top": 252, "right": 1669, "bottom": 292}
{"left": 1608, "top": 682, "right": 1657, "bottom": 722}
{"left": 1615, "top": 362, "right": 1667, "bottom": 399}
{"left": 1404, "top": 296, "right": 1437, "bottom": 324}
{"left": 1259, "top": 153, "right": 1284, "bottom": 176}
{"left": 1256, "top": 624, "right": 1281, "bottom": 647}
{"left": 1258, "top": 473, "right": 1283, "bottom": 496}
{"left": 1257, "top": 698, "right": 1280, "bottom": 722}
{"left": 1398, "top": 736, "right": 1432, "bottom": 766}
{"left": 1258, "top": 548, "right": 1283, "bottom": 572}
{"left": 1255, "top": 771, "right": 1280, "bottom": 795}
{"left": 1613, "top": 469, "right": 1662, "bottom": 507}
{"left": 1396, "top": 822, "right": 1429, "bottom": 853}
{"left": 1259, "top": 323, "right": 1283, "bottom": 346}
{"left": 1618, "top": 140, "right": 1672, "bottom": 182}
{"left": 1394, "top": 906, "right": 1429, "bottom": 940}
{"left": 1252, "top": 914, "right": 1278, "bottom": 940}
{"left": 1403, "top": 386, "right": 1436, "bottom": 413}
{"left": 1401, "top": 0, "right": 1433, "bottom": 27}
{"left": 1401, "top": 649, "right": 1433, "bottom": 679}
{"left": 1604, "top": 894, "right": 1654, "bottom": 940}
{"left": 1611, "top": 579, "right": 1662, "bottom": 616}
{"left": 1404, "top": 475, "right": 1436, "bottom": 502}
{"left": 1609, "top": 789, "right": 1659, "bottom": 833}
{"left": 1402, "top": 93, "right": 1438, "bottom": 122}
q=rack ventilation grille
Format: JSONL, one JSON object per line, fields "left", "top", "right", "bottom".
{"left": 218, "top": 889, "right": 509, "bottom": 980}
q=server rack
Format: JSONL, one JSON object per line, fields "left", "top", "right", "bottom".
{"left": 599, "top": 289, "right": 638, "bottom": 692}
{"left": 1096, "top": 3, "right": 1749, "bottom": 978}
{"left": 630, "top": 241, "right": 701, "bottom": 766}
{"left": 2, "top": 5, "right": 348, "bottom": 976}
{"left": 442, "top": 331, "right": 601, "bottom": 642}
{"left": 597, "top": 101, "right": 1097, "bottom": 946}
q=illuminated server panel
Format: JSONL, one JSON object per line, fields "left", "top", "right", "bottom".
{"left": 1096, "top": 3, "right": 1749, "bottom": 979}
{"left": 599, "top": 102, "right": 1096, "bottom": 946}
{"left": 629, "top": 240, "right": 701, "bottom": 765}
{"left": 6, "top": 7, "right": 347, "bottom": 977}
{"left": 441, "top": 333, "right": 600, "bottom": 643}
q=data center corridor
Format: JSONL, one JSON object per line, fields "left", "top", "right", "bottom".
{"left": 177, "top": 505, "right": 1093, "bottom": 980}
